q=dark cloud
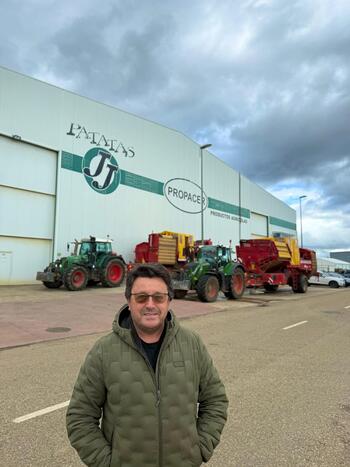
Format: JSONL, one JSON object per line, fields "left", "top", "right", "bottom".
{"left": 46, "top": 6, "right": 174, "bottom": 103}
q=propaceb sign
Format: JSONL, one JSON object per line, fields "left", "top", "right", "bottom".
{"left": 164, "top": 178, "right": 207, "bottom": 214}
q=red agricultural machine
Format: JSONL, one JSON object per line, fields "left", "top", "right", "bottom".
{"left": 236, "top": 236, "right": 317, "bottom": 293}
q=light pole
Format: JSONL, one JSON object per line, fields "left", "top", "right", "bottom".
{"left": 299, "top": 195, "right": 307, "bottom": 247}
{"left": 200, "top": 143, "right": 212, "bottom": 243}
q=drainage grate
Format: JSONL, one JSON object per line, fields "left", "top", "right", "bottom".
{"left": 46, "top": 327, "right": 71, "bottom": 333}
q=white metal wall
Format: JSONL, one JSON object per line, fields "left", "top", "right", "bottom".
{"left": 0, "top": 136, "right": 56, "bottom": 284}
{"left": 250, "top": 212, "right": 268, "bottom": 237}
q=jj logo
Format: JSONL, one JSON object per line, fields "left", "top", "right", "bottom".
{"left": 82, "top": 148, "right": 121, "bottom": 194}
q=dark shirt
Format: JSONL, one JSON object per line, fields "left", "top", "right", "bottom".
{"left": 141, "top": 339, "right": 162, "bottom": 371}
{"left": 129, "top": 316, "right": 166, "bottom": 371}
{"left": 140, "top": 327, "right": 166, "bottom": 371}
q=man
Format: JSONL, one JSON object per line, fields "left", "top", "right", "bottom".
{"left": 66, "top": 263, "right": 228, "bottom": 467}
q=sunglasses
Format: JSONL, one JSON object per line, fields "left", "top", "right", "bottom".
{"left": 130, "top": 293, "right": 170, "bottom": 304}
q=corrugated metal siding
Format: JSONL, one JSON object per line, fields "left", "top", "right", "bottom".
{"left": 0, "top": 136, "right": 56, "bottom": 284}
{"left": 250, "top": 212, "right": 268, "bottom": 237}
{"left": 0, "top": 237, "right": 52, "bottom": 284}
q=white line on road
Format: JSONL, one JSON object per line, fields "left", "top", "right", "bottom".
{"left": 13, "top": 400, "right": 70, "bottom": 423}
{"left": 283, "top": 320, "right": 308, "bottom": 330}
{"left": 345, "top": 305, "right": 350, "bottom": 309}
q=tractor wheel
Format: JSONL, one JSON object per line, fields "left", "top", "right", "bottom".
{"left": 197, "top": 275, "right": 220, "bottom": 302}
{"left": 264, "top": 284, "right": 279, "bottom": 293}
{"left": 292, "top": 274, "right": 308, "bottom": 293}
{"left": 229, "top": 269, "right": 245, "bottom": 299}
{"left": 64, "top": 266, "right": 88, "bottom": 291}
{"left": 101, "top": 259, "right": 125, "bottom": 287}
{"left": 297, "top": 274, "right": 308, "bottom": 293}
{"left": 174, "top": 290, "right": 187, "bottom": 299}
{"left": 43, "top": 280, "right": 62, "bottom": 289}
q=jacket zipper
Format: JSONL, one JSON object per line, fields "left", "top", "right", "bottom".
{"left": 154, "top": 325, "right": 174, "bottom": 467}
{"left": 155, "top": 354, "right": 162, "bottom": 467}
{"left": 132, "top": 343, "right": 163, "bottom": 467}
{"left": 127, "top": 321, "right": 175, "bottom": 467}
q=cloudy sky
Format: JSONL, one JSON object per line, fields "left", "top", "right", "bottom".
{"left": 1, "top": 0, "right": 350, "bottom": 255}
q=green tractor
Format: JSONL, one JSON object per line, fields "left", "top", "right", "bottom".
{"left": 172, "top": 244, "right": 246, "bottom": 302}
{"left": 36, "top": 236, "right": 126, "bottom": 291}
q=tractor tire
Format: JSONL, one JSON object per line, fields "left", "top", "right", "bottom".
{"left": 43, "top": 280, "right": 63, "bottom": 289}
{"left": 196, "top": 275, "right": 220, "bottom": 303}
{"left": 101, "top": 259, "right": 125, "bottom": 287}
{"left": 64, "top": 266, "right": 88, "bottom": 291}
{"left": 329, "top": 280, "right": 339, "bottom": 288}
{"left": 264, "top": 284, "right": 279, "bottom": 293}
{"left": 228, "top": 268, "right": 245, "bottom": 299}
{"left": 292, "top": 274, "right": 308, "bottom": 293}
{"left": 174, "top": 290, "right": 187, "bottom": 299}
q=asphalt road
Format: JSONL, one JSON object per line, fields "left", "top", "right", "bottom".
{"left": 1, "top": 286, "right": 350, "bottom": 466}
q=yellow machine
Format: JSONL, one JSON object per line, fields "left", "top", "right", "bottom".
{"left": 159, "top": 231, "right": 195, "bottom": 262}
{"left": 267, "top": 236, "right": 301, "bottom": 265}
{"left": 134, "top": 231, "right": 195, "bottom": 265}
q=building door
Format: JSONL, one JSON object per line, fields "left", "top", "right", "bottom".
{"left": 250, "top": 212, "right": 268, "bottom": 238}
{"left": 0, "top": 136, "right": 57, "bottom": 284}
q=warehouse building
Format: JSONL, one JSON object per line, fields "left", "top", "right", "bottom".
{"left": 330, "top": 251, "right": 350, "bottom": 264}
{"left": 317, "top": 257, "right": 350, "bottom": 272}
{"left": 0, "top": 66, "right": 297, "bottom": 285}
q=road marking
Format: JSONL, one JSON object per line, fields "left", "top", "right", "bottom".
{"left": 283, "top": 320, "right": 308, "bottom": 330}
{"left": 345, "top": 305, "right": 350, "bottom": 309}
{"left": 13, "top": 400, "right": 70, "bottom": 423}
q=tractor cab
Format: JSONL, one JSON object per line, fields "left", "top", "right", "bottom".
{"left": 73, "top": 238, "right": 113, "bottom": 256}
{"left": 216, "top": 246, "right": 232, "bottom": 265}
{"left": 197, "top": 245, "right": 232, "bottom": 267}
{"left": 197, "top": 245, "right": 217, "bottom": 265}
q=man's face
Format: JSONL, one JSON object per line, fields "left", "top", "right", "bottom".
{"left": 128, "top": 277, "right": 170, "bottom": 338}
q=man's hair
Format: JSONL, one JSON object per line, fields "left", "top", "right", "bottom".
{"left": 125, "top": 263, "right": 174, "bottom": 300}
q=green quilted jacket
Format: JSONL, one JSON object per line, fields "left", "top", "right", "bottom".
{"left": 66, "top": 305, "right": 228, "bottom": 467}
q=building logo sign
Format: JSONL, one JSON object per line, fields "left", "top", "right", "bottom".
{"left": 164, "top": 178, "right": 207, "bottom": 214}
{"left": 82, "top": 147, "right": 120, "bottom": 194}
{"left": 67, "top": 122, "right": 135, "bottom": 158}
